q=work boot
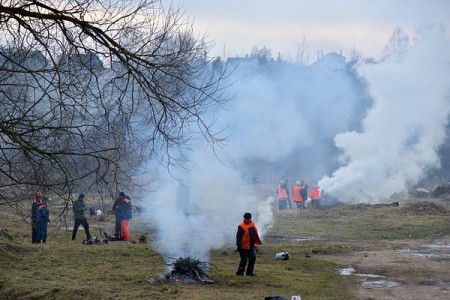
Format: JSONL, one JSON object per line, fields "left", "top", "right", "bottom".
{"left": 236, "top": 267, "right": 244, "bottom": 276}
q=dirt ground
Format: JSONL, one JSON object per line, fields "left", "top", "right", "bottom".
{"left": 321, "top": 238, "right": 450, "bottom": 300}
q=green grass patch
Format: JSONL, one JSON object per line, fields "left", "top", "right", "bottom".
{"left": 1, "top": 199, "right": 448, "bottom": 299}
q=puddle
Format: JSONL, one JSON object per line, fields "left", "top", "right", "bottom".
{"left": 422, "top": 242, "right": 450, "bottom": 250}
{"left": 355, "top": 273, "right": 385, "bottom": 278}
{"left": 361, "top": 280, "right": 400, "bottom": 288}
{"left": 399, "top": 252, "right": 450, "bottom": 258}
{"left": 397, "top": 242, "right": 450, "bottom": 259}
{"left": 339, "top": 267, "right": 356, "bottom": 276}
{"left": 339, "top": 267, "right": 384, "bottom": 278}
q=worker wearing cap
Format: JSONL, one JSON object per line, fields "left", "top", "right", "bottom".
{"left": 31, "top": 192, "right": 43, "bottom": 243}
{"left": 72, "top": 193, "right": 92, "bottom": 241}
{"left": 236, "top": 212, "right": 262, "bottom": 276}
{"left": 36, "top": 196, "right": 50, "bottom": 243}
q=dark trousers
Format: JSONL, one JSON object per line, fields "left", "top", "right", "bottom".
{"left": 72, "top": 217, "right": 91, "bottom": 240}
{"left": 114, "top": 216, "right": 121, "bottom": 238}
{"left": 32, "top": 220, "right": 39, "bottom": 243}
{"left": 295, "top": 201, "right": 305, "bottom": 210}
{"left": 278, "top": 199, "right": 287, "bottom": 210}
{"left": 237, "top": 247, "right": 256, "bottom": 275}
{"left": 38, "top": 221, "right": 48, "bottom": 242}
{"left": 311, "top": 199, "right": 319, "bottom": 209}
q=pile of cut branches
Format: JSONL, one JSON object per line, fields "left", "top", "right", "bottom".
{"left": 166, "top": 257, "right": 213, "bottom": 284}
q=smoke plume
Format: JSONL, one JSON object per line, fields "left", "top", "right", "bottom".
{"left": 319, "top": 28, "right": 450, "bottom": 202}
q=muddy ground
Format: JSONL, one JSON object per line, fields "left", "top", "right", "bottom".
{"left": 321, "top": 238, "right": 450, "bottom": 300}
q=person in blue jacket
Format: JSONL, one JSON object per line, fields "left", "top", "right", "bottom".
{"left": 31, "top": 192, "right": 43, "bottom": 243}
{"left": 112, "top": 191, "right": 132, "bottom": 240}
{"left": 36, "top": 199, "right": 50, "bottom": 243}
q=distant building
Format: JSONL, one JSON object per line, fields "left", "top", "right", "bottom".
{"left": 310, "top": 52, "right": 346, "bottom": 72}
{"left": 226, "top": 56, "right": 258, "bottom": 70}
{"left": 0, "top": 48, "right": 49, "bottom": 71}
{"left": 60, "top": 53, "right": 104, "bottom": 71}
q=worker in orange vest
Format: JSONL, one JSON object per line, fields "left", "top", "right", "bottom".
{"left": 277, "top": 180, "right": 290, "bottom": 210}
{"left": 236, "top": 212, "right": 262, "bottom": 276}
{"left": 292, "top": 181, "right": 305, "bottom": 210}
{"left": 310, "top": 185, "right": 321, "bottom": 209}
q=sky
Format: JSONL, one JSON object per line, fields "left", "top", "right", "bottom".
{"left": 169, "top": 0, "right": 450, "bottom": 61}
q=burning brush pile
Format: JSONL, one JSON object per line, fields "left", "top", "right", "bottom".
{"left": 164, "top": 257, "right": 214, "bottom": 284}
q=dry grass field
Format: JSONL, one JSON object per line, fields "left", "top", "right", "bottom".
{"left": 1, "top": 189, "right": 449, "bottom": 300}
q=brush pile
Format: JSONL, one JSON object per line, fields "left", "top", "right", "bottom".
{"left": 165, "top": 257, "right": 213, "bottom": 284}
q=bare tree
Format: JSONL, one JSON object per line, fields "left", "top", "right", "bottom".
{"left": 296, "top": 36, "right": 310, "bottom": 66}
{"left": 0, "top": 0, "right": 229, "bottom": 217}
{"left": 250, "top": 45, "right": 273, "bottom": 65}
{"left": 348, "top": 45, "right": 363, "bottom": 63}
{"left": 382, "top": 27, "right": 411, "bottom": 61}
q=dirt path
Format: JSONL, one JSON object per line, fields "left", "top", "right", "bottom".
{"left": 321, "top": 238, "right": 450, "bottom": 300}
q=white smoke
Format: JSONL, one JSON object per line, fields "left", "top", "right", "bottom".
{"left": 141, "top": 26, "right": 450, "bottom": 263}
{"left": 142, "top": 147, "right": 273, "bottom": 265}
{"left": 319, "top": 28, "right": 450, "bottom": 203}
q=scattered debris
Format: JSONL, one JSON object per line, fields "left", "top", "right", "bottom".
{"left": 139, "top": 235, "right": 147, "bottom": 244}
{"left": 401, "top": 202, "right": 448, "bottom": 215}
{"left": 431, "top": 184, "right": 450, "bottom": 197}
{"left": 411, "top": 187, "right": 430, "bottom": 198}
{"left": 373, "top": 201, "right": 399, "bottom": 208}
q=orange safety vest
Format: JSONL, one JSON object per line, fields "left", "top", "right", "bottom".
{"left": 277, "top": 184, "right": 288, "bottom": 200}
{"left": 292, "top": 185, "right": 303, "bottom": 202}
{"left": 310, "top": 187, "right": 320, "bottom": 199}
{"left": 238, "top": 221, "right": 262, "bottom": 250}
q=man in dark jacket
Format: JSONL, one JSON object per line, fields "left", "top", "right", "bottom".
{"left": 236, "top": 212, "right": 262, "bottom": 276}
{"left": 31, "top": 192, "right": 43, "bottom": 243}
{"left": 113, "top": 191, "right": 132, "bottom": 241}
{"left": 299, "top": 180, "right": 308, "bottom": 210}
{"left": 72, "top": 193, "right": 92, "bottom": 241}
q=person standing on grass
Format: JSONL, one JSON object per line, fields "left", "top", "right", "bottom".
{"left": 277, "top": 180, "right": 290, "bottom": 210}
{"left": 236, "top": 212, "right": 262, "bottom": 276}
{"left": 299, "top": 180, "right": 308, "bottom": 209}
{"left": 292, "top": 181, "right": 305, "bottom": 210}
{"left": 72, "top": 193, "right": 92, "bottom": 241}
{"left": 36, "top": 197, "right": 49, "bottom": 243}
{"left": 113, "top": 191, "right": 132, "bottom": 241}
{"left": 310, "top": 185, "right": 321, "bottom": 209}
{"left": 112, "top": 192, "right": 123, "bottom": 238}
{"left": 31, "top": 192, "right": 43, "bottom": 243}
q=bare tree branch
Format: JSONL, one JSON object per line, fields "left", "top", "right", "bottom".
{"left": 0, "top": 0, "right": 230, "bottom": 215}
